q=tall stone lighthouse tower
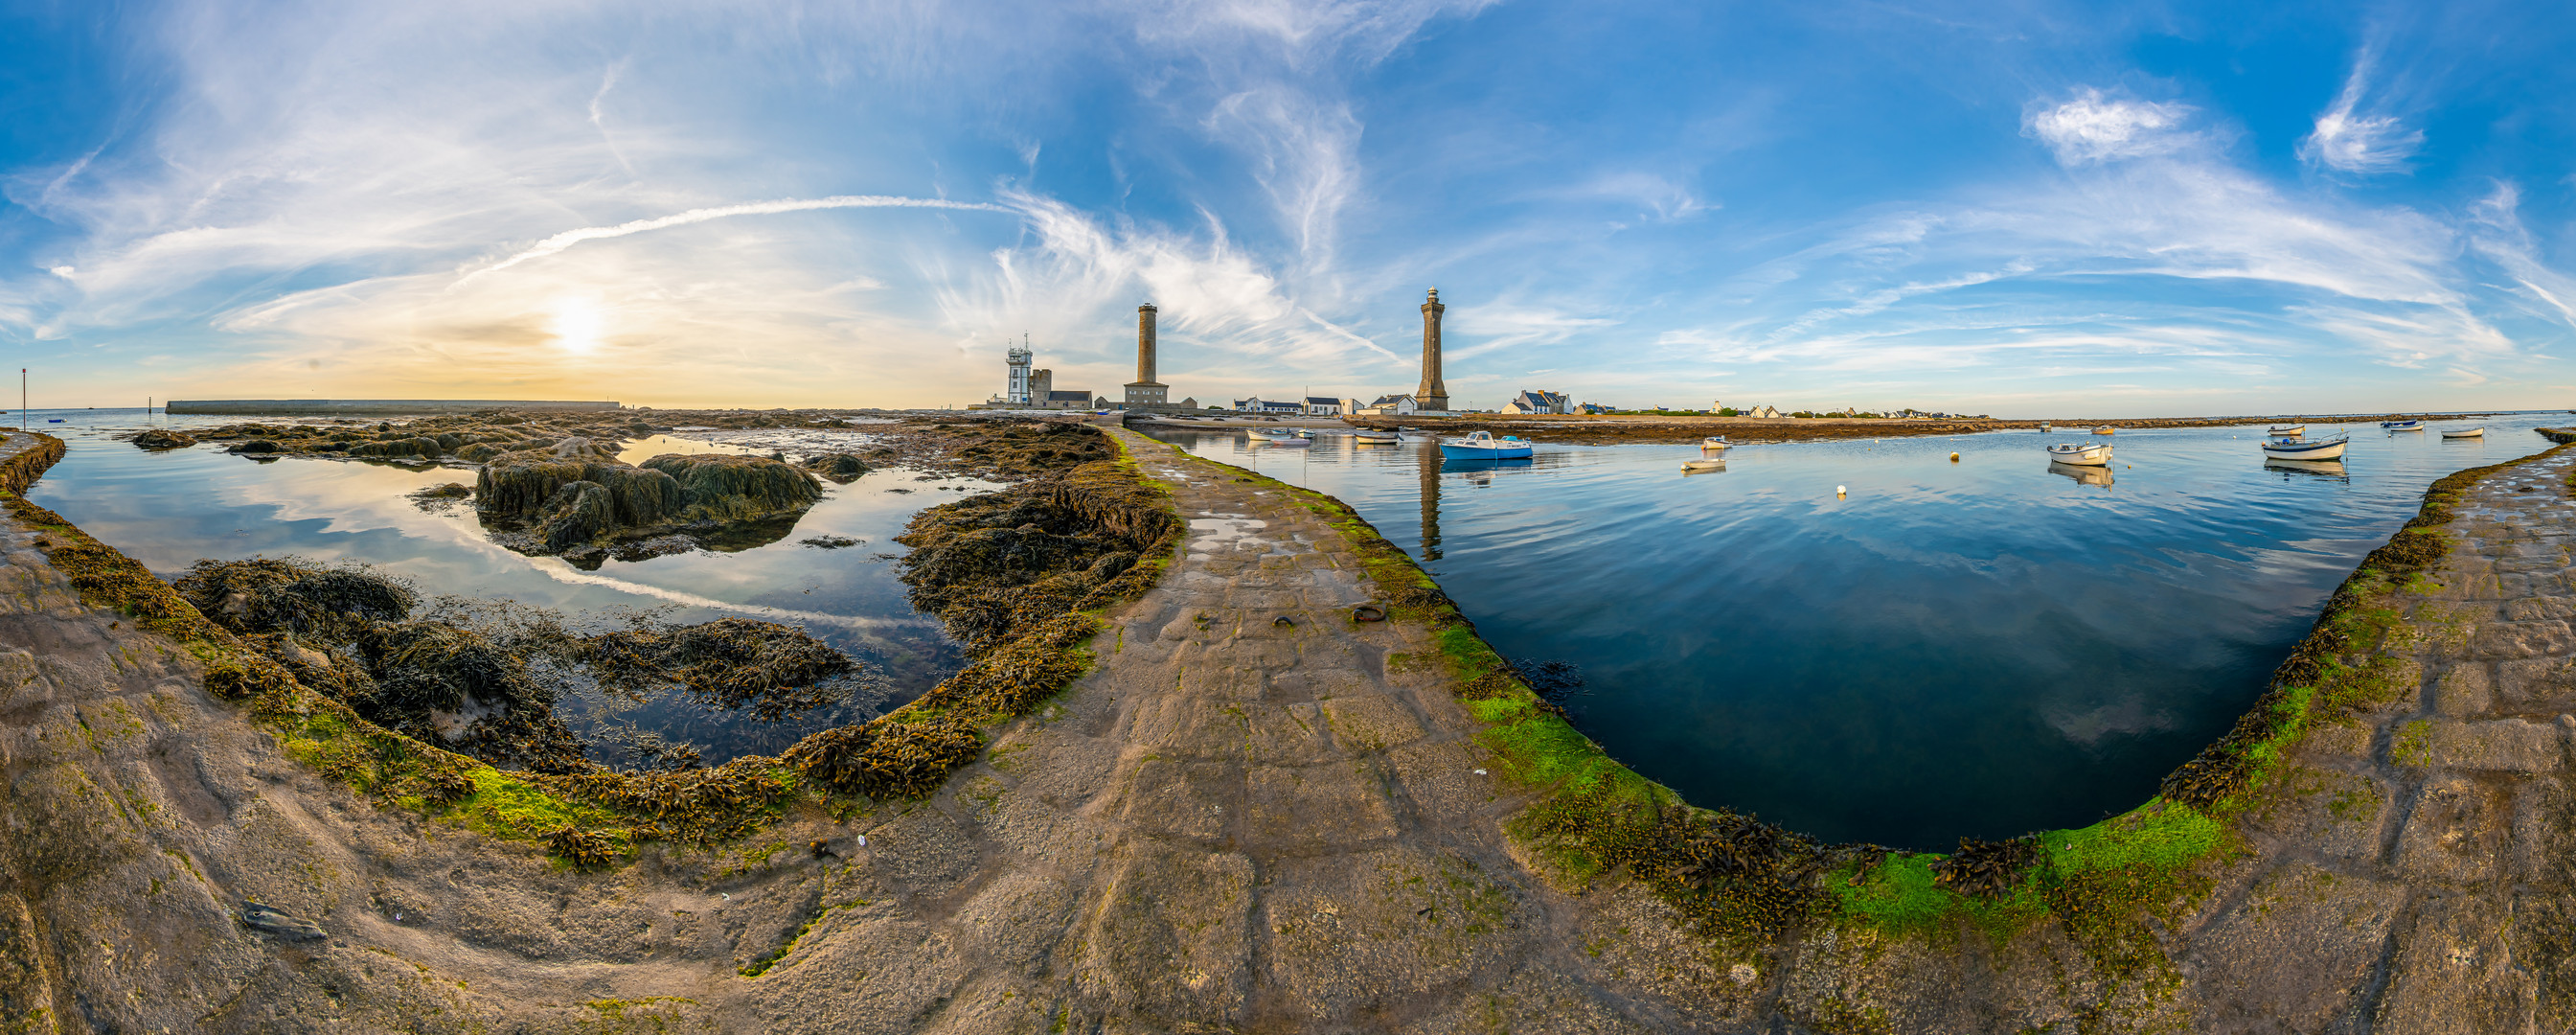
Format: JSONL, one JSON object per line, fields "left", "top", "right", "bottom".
{"left": 1123, "top": 303, "right": 1168, "bottom": 408}
{"left": 1415, "top": 288, "right": 1449, "bottom": 412}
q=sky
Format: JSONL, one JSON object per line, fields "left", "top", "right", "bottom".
{"left": 3, "top": 0, "right": 2574, "bottom": 416}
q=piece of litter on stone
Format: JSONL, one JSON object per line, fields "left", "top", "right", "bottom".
{"left": 855, "top": 835, "right": 867, "bottom": 847}
{"left": 719, "top": 892, "right": 730, "bottom": 901}
{"left": 1472, "top": 769, "right": 1488, "bottom": 775}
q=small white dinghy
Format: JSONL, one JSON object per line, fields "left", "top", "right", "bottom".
{"left": 2268, "top": 424, "right": 2305, "bottom": 435}
{"left": 1700, "top": 435, "right": 1730, "bottom": 450}
{"left": 1353, "top": 430, "right": 1401, "bottom": 444}
{"left": 2441, "top": 426, "right": 2484, "bottom": 439}
{"left": 1265, "top": 430, "right": 1312, "bottom": 448}
{"left": 2046, "top": 442, "right": 2112, "bottom": 466}
{"left": 1680, "top": 458, "right": 1726, "bottom": 472}
{"left": 2261, "top": 433, "right": 2347, "bottom": 460}
{"left": 2381, "top": 419, "right": 2425, "bottom": 431}
{"left": 1440, "top": 430, "right": 1535, "bottom": 459}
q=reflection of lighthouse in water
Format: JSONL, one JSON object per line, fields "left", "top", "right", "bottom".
{"left": 1416, "top": 444, "right": 1442, "bottom": 561}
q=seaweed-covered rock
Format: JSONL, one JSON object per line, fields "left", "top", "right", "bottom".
{"left": 477, "top": 460, "right": 685, "bottom": 530}
{"left": 784, "top": 716, "right": 983, "bottom": 798}
{"left": 803, "top": 452, "right": 870, "bottom": 483}
{"left": 893, "top": 464, "right": 1175, "bottom": 650}
{"left": 640, "top": 453, "right": 823, "bottom": 521}
{"left": 473, "top": 453, "right": 820, "bottom": 556}
{"left": 131, "top": 428, "right": 198, "bottom": 449}
{"left": 173, "top": 558, "right": 418, "bottom": 641}
{"left": 584, "top": 617, "right": 884, "bottom": 722}
{"left": 534, "top": 480, "right": 616, "bottom": 551}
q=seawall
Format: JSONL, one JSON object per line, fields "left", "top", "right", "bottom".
{"left": 167, "top": 399, "right": 622, "bottom": 416}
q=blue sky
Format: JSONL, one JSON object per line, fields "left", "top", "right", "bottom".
{"left": 3, "top": 0, "right": 2573, "bottom": 415}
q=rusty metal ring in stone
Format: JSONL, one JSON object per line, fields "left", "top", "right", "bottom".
{"left": 1352, "top": 605, "right": 1387, "bottom": 623}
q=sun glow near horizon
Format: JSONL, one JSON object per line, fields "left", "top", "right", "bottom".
{"left": 549, "top": 299, "right": 604, "bottom": 356}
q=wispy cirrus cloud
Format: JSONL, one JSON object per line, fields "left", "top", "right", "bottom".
{"left": 2298, "top": 53, "right": 2424, "bottom": 175}
{"left": 2024, "top": 89, "right": 2197, "bottom": 166}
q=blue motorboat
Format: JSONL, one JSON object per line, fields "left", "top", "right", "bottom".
{"left": 1439, "top": 430, "right": 1535, "bottom": 460}
{"left": 2380, "top": 419, "right": 2425, "bottom": 431}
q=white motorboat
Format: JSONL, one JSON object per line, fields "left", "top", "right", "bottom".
{"left": 1700, "top": 435, "right": 1730, "bottom": 450}
{"left": 1262, "top": 430, "right": 1312, "bottom": 447}
{"left": 2262, "top": 433, "right": 2346, "bottom": 460}
{"left": 1353, "top": 430, "right": 1401, "bottom": 444}
{"left": 1680, "top": 458, "right": 1726, "bottom": 472}
{"left": 2038, "top": 424, "right": 2052, "bottom": 432}
{"left": 2381, "top": 419, "right": 2425, "bottom": 431}
{"left": 2441, "top": 426, "right": 2484, "bottom": 439}
{"left": 2268, "top": 424, "right": 2305, "bottom": 435}
{"left": 2046, "top": 442, "right": 2112, "bottom": 466}
{"left": 1440, "top": 430, "right": 1535, "bottom": 460}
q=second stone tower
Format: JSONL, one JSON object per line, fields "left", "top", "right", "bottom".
{"left": 1415, "top": 288, "right": 1448, "bottom": 411}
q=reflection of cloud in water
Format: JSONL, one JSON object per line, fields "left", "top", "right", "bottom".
{"left": 532, "top": 561, "right": 941, "bottom": 632}
{"left": 2046, "top": 696, "right": 2176, "bottom": 747}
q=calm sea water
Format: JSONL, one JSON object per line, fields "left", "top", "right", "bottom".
{"left": 1149, "top": 414, "right": 2573, "bottom": 849}
{"left": 16, "top": 409, "right": 978, "bottom": 766}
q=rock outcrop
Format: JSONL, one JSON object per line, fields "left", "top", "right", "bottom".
{"left": 129, "top": 427, "right": 198, "bottom": 449}
{"left": 472, "top": 453, "right": 821, "bottom": 561}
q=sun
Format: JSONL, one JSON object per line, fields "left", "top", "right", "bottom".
{"left": 551, "top": 299, "right": 603, "bottom": 354}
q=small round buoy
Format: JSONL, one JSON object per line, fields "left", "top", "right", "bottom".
{"left": 1949, "top": 452, "right": 1960, "bottom": 462}
{"left": 1835, "top": 485, "right": 1848, "bottom": 496}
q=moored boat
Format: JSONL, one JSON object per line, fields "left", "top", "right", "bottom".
{"left": 1353, "top": 430, "right": 1401, "bottom": 444}
{"left": 1700, "top": 435, "right": 1730, "bottom": 450}
{"left": 2261, "top": 433, "right": 2347, "bottom": 460}
{"left": 2381, "top": 419, "right": 2425, "bottom": 431}
{"left": 2268, "top": 424, "right": 2305, "bottom": 435}
{"left": 2441, "top": 426, "right": 2484, "bottom": 439}
{"left": 2090, "top": 426, "right": 2115, "bottom": 435}
{"left": 2045, "top": 442, "right": 2111, "bottom": 466}
{"left": 1439, "top": 430, "right": 1535, "bottom": 460}
{"left": 1680, "top": 458, "right": 1726, "bottom": 472}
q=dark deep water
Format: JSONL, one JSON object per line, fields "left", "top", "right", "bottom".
{"left": 1151, "top": 414, "right": 2569, "bottom": 849}
{"left": 18, "top": 409, "right": 980, "bottom": 769}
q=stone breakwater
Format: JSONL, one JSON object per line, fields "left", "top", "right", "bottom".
{"left": 1, "top": 428, "right": 2574, "bottom": 1032}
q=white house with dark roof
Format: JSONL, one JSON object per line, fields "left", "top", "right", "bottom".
{"left": 1356, "top": 393, "right": 1417, "bottom": 416}
{"left": 1232, "top": 397, "right": 1305, "bottom": 416}
{"left": 1503, "top": 389, "right": 1571, "bottom": 415}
